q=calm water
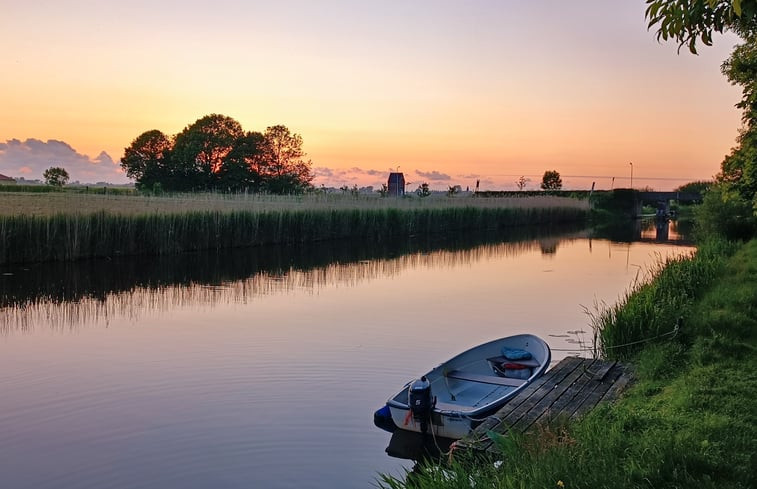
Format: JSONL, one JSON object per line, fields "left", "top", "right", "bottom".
{"left": 0, "top": 221, "right": 693, "bottom": 489}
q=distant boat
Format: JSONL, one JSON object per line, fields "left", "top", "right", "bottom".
{"left": 375, "top": 334, "right": 551, "bottom": 440}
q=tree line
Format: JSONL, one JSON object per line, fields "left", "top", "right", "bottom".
{"left": 646, "top": 0, "right": 757, "bottom": 238}
{"left": 120, "top": 114, "right": 313, "bottom": 193}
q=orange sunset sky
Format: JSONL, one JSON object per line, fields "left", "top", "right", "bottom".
{"left": 0, "top": 1, "right": 745, "bottom": 190}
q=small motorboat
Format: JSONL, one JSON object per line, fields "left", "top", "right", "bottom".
{"left": 376, "top": 334, "right": 551, "bottom": 440}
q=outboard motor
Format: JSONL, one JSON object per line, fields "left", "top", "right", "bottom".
{"left": 408, "top": 376, "right": 435, "bottom": 433}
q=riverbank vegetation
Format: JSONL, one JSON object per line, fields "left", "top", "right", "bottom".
{"left": 0, "top": 193, "right": 588, "bottom": 264}
{"left": 379, "top": 4, "right": 757, "bottom": 485}
{"left": 379, "top": 238, "right": 756, "bottom": 489}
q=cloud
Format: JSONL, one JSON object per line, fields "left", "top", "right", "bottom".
{"left": 0, "top": 138, "right": 128, "bottom": 184}
{"left": 348, "top": 167, "right": 385, "bottom": 176}
{"left": 415, "top": 169, "right": 451, "bottom": 181}
{"left": 313, "top": 166, "right": 334, "bottom": 178}
{"left": 460, "top": 173, "right": 481, "bottom": 179}
{"left": 311, "top": 166, "right": 391, "bottom": 187}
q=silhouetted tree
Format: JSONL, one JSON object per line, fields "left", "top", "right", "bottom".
{"left": 43, "top": 166, "right": 69, "bottom": 187}
{"left": 256, "top": 125, "right": 313, "bottom": 193}
{"left": 675, "top": 180, "right": 713, "bottom": 195}
{"left": 516, "top": 176, "right": 530, "bottom": 191}
{"left": 540, "top": 170, "right": 563, "bottom": 190}
{"left": 121, "top": 130, "right": 174, "bottom": 191}
{"left": 218, "top": 131, "right": 265, "bottom": 192}
{"left": 122, "top": 116, "right": 314, "bottom": 194}
{"left": 172, "top": 114, "right": 245, "bottom": 191}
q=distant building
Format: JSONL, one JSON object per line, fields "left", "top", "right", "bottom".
{"left": 0, "top": 173, "right": 16, "bottom": 184}
{"left": 388, "top": 172, "right": 405, "bottom": 196}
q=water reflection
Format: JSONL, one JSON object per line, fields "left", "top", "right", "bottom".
{"left": 592, "top": 218, "right": 692, "bottom": 244}
{"left": 0, "top": 221, "right": 696, "bottom": 489}
{"left": 1, "top": 225, "right": 589, "bottom": 333}
{"left": 384, "top": 429, "right": 454, "bottom": 461}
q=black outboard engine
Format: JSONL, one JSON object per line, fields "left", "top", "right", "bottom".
{"left": 408, "top": 376, "right": 435, "bottom": 433}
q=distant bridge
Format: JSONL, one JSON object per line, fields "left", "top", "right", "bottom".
{"left": 633, "top": 191, "right": 702, "bottom": 218}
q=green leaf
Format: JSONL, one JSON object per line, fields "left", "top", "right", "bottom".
{"left": 486, "top": 430, "right": 508, "bottom": 446}
{"left": 733, "top": 0, "right": 742, "bottom": 16}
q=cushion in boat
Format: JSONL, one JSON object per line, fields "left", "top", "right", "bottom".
{"left": 501, "top": 348, "right": 532, "bottom": 360}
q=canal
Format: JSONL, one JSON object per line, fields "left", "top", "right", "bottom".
{"left": 0, "top": 220, "right": 693, "bottom": 488}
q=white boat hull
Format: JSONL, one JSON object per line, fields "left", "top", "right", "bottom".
{"left": 385, "top": 334, "right": 551, "bottom": 440}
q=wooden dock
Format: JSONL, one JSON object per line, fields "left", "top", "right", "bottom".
{"left": 455, "top": 356, "right": 633, "bottom": 455}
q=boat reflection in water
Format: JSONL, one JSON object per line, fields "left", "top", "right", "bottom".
{"left": 385, "top": 428, "right": 455, "bottom": 462}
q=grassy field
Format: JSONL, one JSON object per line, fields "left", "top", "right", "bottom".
{"left": 0, "top": 191, "right": 589, "bottom": 216}
{"left": 380, "top": 239, "right": 757, "bottom": 489}
{"left": 0, "top": 193, "right": 589, "bottom": 264}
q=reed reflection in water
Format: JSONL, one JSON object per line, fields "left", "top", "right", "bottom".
{"left": 0, "top": 222, "right": 694, "bottom": 489}
{"left": 0, "top": 226, "right": 589, "bottom": 333}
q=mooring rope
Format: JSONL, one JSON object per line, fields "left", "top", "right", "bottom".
{"left": 549, "top": 318, "right": 681, "bottom": 353}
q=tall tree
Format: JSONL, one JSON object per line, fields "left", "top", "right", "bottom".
{"left": 43, "top": 167, "right": 69, "bottom": 187}
{"left": 217, "top": 131, "right": 265, "bottom": 191}
{"left": 646, "top": 0, "right": 757, "bottom": 237}
{"left": 172, "top": 114, "right": 245, "bottom": 190}
{"left": 120, "top": 130, "right": 173, "bottom": 191}
{"left": 540, "top": 170, "right": 563, "bottom": 190}
{"left": 256, "top": 125, "right": 313, "bottom": 193}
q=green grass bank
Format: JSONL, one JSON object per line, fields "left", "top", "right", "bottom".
{"left": 380, "top": 239, "right": 757, "bottom": 489}
{"left": 0, "top": 205, "right": 587, "bottom": 264}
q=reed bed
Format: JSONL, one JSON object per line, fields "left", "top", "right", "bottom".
{"left": 0, "top": 204, "right": 588, "bottom": 264}
{"left": 0, "top": 193, "right": 588, "bottom": 264}
{"left": 588, "top": 239, "right": 738, "bottom": 359}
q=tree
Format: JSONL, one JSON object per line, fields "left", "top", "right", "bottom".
{"left": 255, "top": 125, "right": 313, "bottom": 194}
{"left": 121, "top": 130, "right": 173, "bottom": 191}
{"left": 172, "top": 114, "right": 245, "bottom": 191}
{"left": 43, "top": 167, "right": 69, "bottom": 187}
{"left": 516, "top": 176, "right": 530, "bottom": 191}
{"left": 645, "top": 0, "right": 757, "bottom": 54}
{"left": 675, "top": 180, "right": 713, "bottom": 194}
{"left": 646, "top": 0, "right": 757, "bottom": 236}
{"left": 416, "top": 182, "right": 431, "bottom": 197}
{"left": 540, "top": 170, "right": 563, "bottom": 190}
{"left": 218, "top": 131, "right": 264, "bottom": 192}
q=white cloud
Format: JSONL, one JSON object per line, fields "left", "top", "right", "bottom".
{"left": 0, "top": 138, "right": 129, "bottom": 184}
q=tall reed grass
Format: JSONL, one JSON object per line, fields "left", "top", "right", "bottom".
{"left": 588, "top": 239, "right": 739, "bottom": 359}
{"left": 0, "top": 206, "right": 588, "bottom": 264}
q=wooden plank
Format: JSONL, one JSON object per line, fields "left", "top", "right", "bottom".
{"left": 458, "top": 357, "right": 582, "bottom": 451}
{"left": 535, "top": 362, "right": 603, "bottom": 425}
{"left": 587, "top": 360, "right": 617, "bottom": 381}
{"left": 570, "top": 365, "right": 625, "bottom": 419}
{"left": 510, "top": 358, "right": 604, "bottom": 432}
{"left": 446, "top": 370, "right": 527, "bottom": 387}
{"left": 495, "top": 356, "right": 585, "bottom": 418}
{"left": 469, "top": 357, "right": 587, "bottom": 451}
{"left": 456, "top": 357, "right": 635, "bottom": 457}
{"left": 498, "top": 358, "right": 594, "bottom": 425}
{"left": 599, "top": 365, "right": 634, "bottom": 404}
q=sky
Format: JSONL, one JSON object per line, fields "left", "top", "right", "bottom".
{"left": 0, "top": 1, "right": 745, "bottom": 190}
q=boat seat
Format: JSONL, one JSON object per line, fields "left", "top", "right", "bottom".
{"left": 445, "top": 370, "right": 527, "bottom": 387}
{"left": 486, "top": 355, "right": 541, "bottom": 368}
